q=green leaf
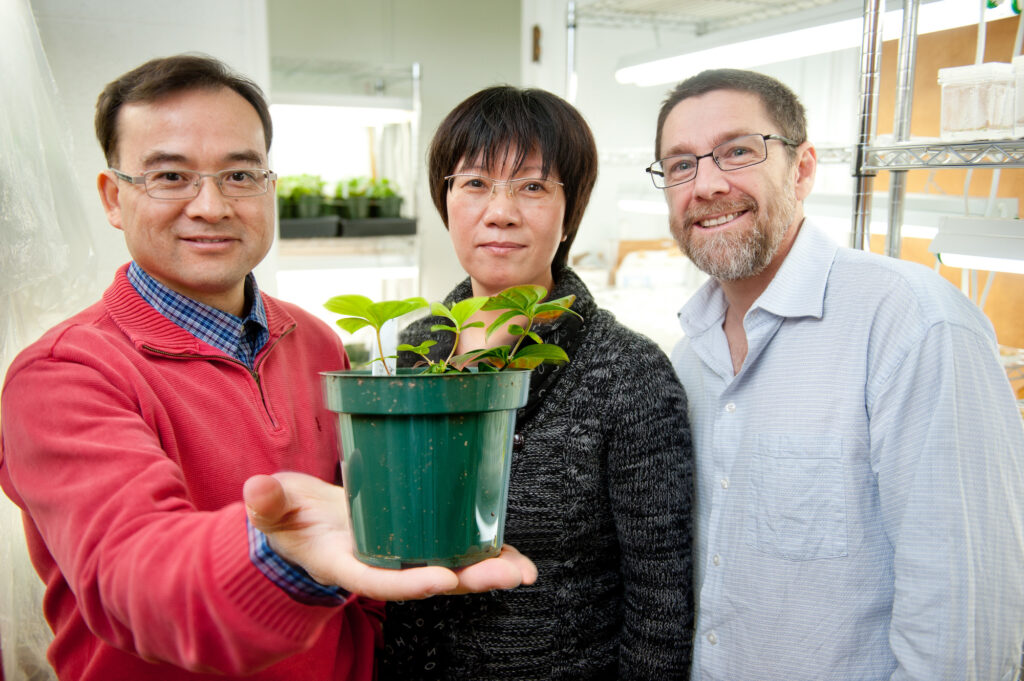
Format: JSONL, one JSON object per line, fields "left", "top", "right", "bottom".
{"left": 429, "top": 301, "right": 456, "bottom": 323}
{"left": 507, "top": 343, "right": 569, "bottom": 368}
{"left": 544, "top": 294, "right": 576, "bottom": 309}
{"left": 370, "top": 298, "right": 428, "bottom": 327}
{"left": 482, "top": 285, "right": 547, "bottom": 313}
{"left": 324, "top": 295, "right": 427, "bottom": 331}
{"left": 508, "top": 356, "right": 547, "bottom": 369}
{"left": 450, "top": 346, "right": 511, "bottom": 371}
{"left": 398, "top": 340, "right": 436, "bottom": 354}
{"left": 335, "top": 318, "right": 371, "bottom": 334}
{"left": 485, "top": 310, "right": 522, "bottom": 337}
{"left": 324, "top": 294, "right": 374, "bottom": 317}
{"left": 430, "top": 324, "right": 458, "bottom": 334}
{"left": 449, "top": 296, "right": 490, "bottom": 325}
{"left": 534, "top": 301, "right": 582, "bottom": 323}
{"left": 526, "top": 330, "right": 543, "bottom": 344}
{"left": 507, "top": 323, "right": 526, "bottom": 336}
{"left": 512, "top": 343, "right": 569, "bottom": 363}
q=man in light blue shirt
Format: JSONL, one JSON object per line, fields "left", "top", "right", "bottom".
{"left": 650, "top": 69, "right": 1024, "bottom": 680}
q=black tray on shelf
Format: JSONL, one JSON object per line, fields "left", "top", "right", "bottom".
{"left": 278, "top": 217, "right": 417, "bottom": 239}
{"left": 279, "top": 216, "right": 339, "bottom": 239}
{"left": 340, "top": 218, "right": 416, "bottom": 237}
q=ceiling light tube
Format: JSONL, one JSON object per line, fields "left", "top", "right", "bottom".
{"left": 615, "top": 0, "right": 1018, "bottom": 87}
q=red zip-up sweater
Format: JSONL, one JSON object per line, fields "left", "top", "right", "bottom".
{"left": 0, "top": 266, "right": 381, "bottom": 680}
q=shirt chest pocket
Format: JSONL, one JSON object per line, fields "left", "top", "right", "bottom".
{"left": 743, "top": 436, "right": 848, "bottom": 561}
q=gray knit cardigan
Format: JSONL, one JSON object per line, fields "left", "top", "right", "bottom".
{"left": 381, "top": 267, "right": 694, "bottom": 680}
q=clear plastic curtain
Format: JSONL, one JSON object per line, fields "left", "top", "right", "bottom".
{"left": 1, "top": 0, "right": 97, "bottom": 678}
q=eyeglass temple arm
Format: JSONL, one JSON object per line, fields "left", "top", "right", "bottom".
{"left": 109, "top": 169, "right": 145, "bottom": 184}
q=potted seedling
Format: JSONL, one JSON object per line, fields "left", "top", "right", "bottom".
{"left": 340, "top": 176, "right": 371, "bottom": 219}
{"left": 275, "top": 175, "right": 299, "bottom": 219}
{"left": 280, "top": 173, "right": 326, "bottom": 218}
{"left": 321, "top": 285, "right": 578, "bottom": 569}
{"left": 368, "top": 177, "right": 403, "bottom": 218}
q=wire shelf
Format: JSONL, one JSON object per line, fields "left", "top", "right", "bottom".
{"left": 861, "top": 140, "right": 1024, "bottom": 172}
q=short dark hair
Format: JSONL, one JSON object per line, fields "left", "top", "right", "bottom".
{"left": 655, "top": 69, "right": 807, "bottom": 160}
{"left": 427, "top": 86, "right": 598, "bottom": 272}
{"left": 95, "top": 54, "right": 272, "bottom": 165}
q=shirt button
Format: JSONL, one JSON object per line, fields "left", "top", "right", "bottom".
{"left": 512, "top": 433, "right": 524, "bottom": 452}
{"left": 712, "top": 554, "right": 721, "bottom": 566}
{"left": 721, "top": 478, "right": 729, "bottom": 489}
{"left": 707, "top": 632, "right": 718, "bottom": 645}
{"left": 724, "top": 402, "right": 736, "bottom": 412}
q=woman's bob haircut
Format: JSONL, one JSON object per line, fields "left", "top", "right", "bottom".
{"left": 428, "top": 86, "right": 598, "bottom": 272}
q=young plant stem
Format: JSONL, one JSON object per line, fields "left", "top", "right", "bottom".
{"left": 443, "top": 327, "right": 461, "bottom": 369}
{"left": 375, "top": 328, "right": 392, "bottom": 376}
{"left": 508, "top": 317, "right": 532, "bottom": 360}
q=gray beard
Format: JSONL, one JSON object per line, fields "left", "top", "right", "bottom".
{"left": 681, "top": 219, "right": 785, "bottom": 281}
{"left": 671, "top": 179, "right": 795, "bottom": 281}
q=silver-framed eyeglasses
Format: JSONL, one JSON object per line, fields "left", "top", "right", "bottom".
{"left": 109, "top": 168, "right": 278, "bottom": 199}
{"left": 444, "top": 174, "right": 564, "bottom": 205}
{"left": 646, "top": 133, "right": 799, "bottom": 189}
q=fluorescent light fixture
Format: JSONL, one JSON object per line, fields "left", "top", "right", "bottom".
{"left": 937, "top": 253, "right": 1024, "bottom": 274}
{"left": 930, "top": 216, "right": 1024, "bottom": 274}
{"left": 615, "top": 0, "right": 1018, "bottom": 87}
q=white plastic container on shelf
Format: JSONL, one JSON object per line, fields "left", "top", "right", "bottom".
{"left": 1014, "top": 55, "right": 1024, "bottom": 138}
{"left": 937, "top": 62, "right": 1015, "bottom": 142}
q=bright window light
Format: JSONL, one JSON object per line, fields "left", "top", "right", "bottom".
{"left": 270, "top": 103, "right": 415, "bottom": 185}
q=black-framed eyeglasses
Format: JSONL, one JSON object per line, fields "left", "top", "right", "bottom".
{"left": 109, "top": 168, "right": 277, "bottom": 199}
{"left": 646, "top": 133, "right": 799, "bottom": 189}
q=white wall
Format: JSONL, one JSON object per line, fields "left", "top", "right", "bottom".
{"left": 268, "top": 0, "right": 523, "bottom": 302}
{"left": 30, "top": 0, "right": 271, "bottom": 300}
{"left": 520, "top": 0, "right": 570, "bottom": 98}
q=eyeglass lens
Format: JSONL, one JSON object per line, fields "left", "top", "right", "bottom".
{"left": 653, "top": 134, "right": 769, "bottom": 188}
{"left": 144, "top": 169, "right": 270, "bottom": 199}
{"left": 447, "top": 174, "right": 560, "bottom": 204}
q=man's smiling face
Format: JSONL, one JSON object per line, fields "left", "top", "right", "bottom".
{"left": 98, "top": 86, "right": 274, "bottom": 316}
{"left": 659, "top": 89, "right": 807, "bottom": 282}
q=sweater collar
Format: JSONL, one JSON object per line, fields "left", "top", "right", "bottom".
{"left": 104, "top": 264, "right": 296, "bottom": 355}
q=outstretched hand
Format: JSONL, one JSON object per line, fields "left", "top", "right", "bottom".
{"left": 242, "top": 472, "right": 537, "bottom": 602}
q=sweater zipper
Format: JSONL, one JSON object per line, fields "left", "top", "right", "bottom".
{"left": 141, "top": 325, "right": 295, "bottom": 427}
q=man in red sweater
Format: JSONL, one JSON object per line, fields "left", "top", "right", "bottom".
{"left": 0, "top": 54, "right": 535, "bottom": 681}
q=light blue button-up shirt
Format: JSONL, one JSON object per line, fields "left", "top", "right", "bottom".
{"left": 673, "top": 220, "right": 1024, "bottom": 681}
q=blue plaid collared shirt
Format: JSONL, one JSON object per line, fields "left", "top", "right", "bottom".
{"left": 247, "top": 519, "right": 349, "bottom": 606}
{"left": 127, "top": 261, "right": 269, "bottom": 368}
{"left": 127, "top": 262, "right": 347, "bottom": 606}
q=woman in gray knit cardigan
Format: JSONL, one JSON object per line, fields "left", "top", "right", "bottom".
{"left": 380, "top": 86, "right": 694, "bottom": 680}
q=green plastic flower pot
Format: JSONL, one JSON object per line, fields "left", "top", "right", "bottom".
{"left": 295, "top": 194, "right": 323, "bottom": 218}
{"left": 321, "top": 368, "right": 530, "bottom": 569}
{"left": 343, "top": 195, "right": 370, "bottom": 219}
